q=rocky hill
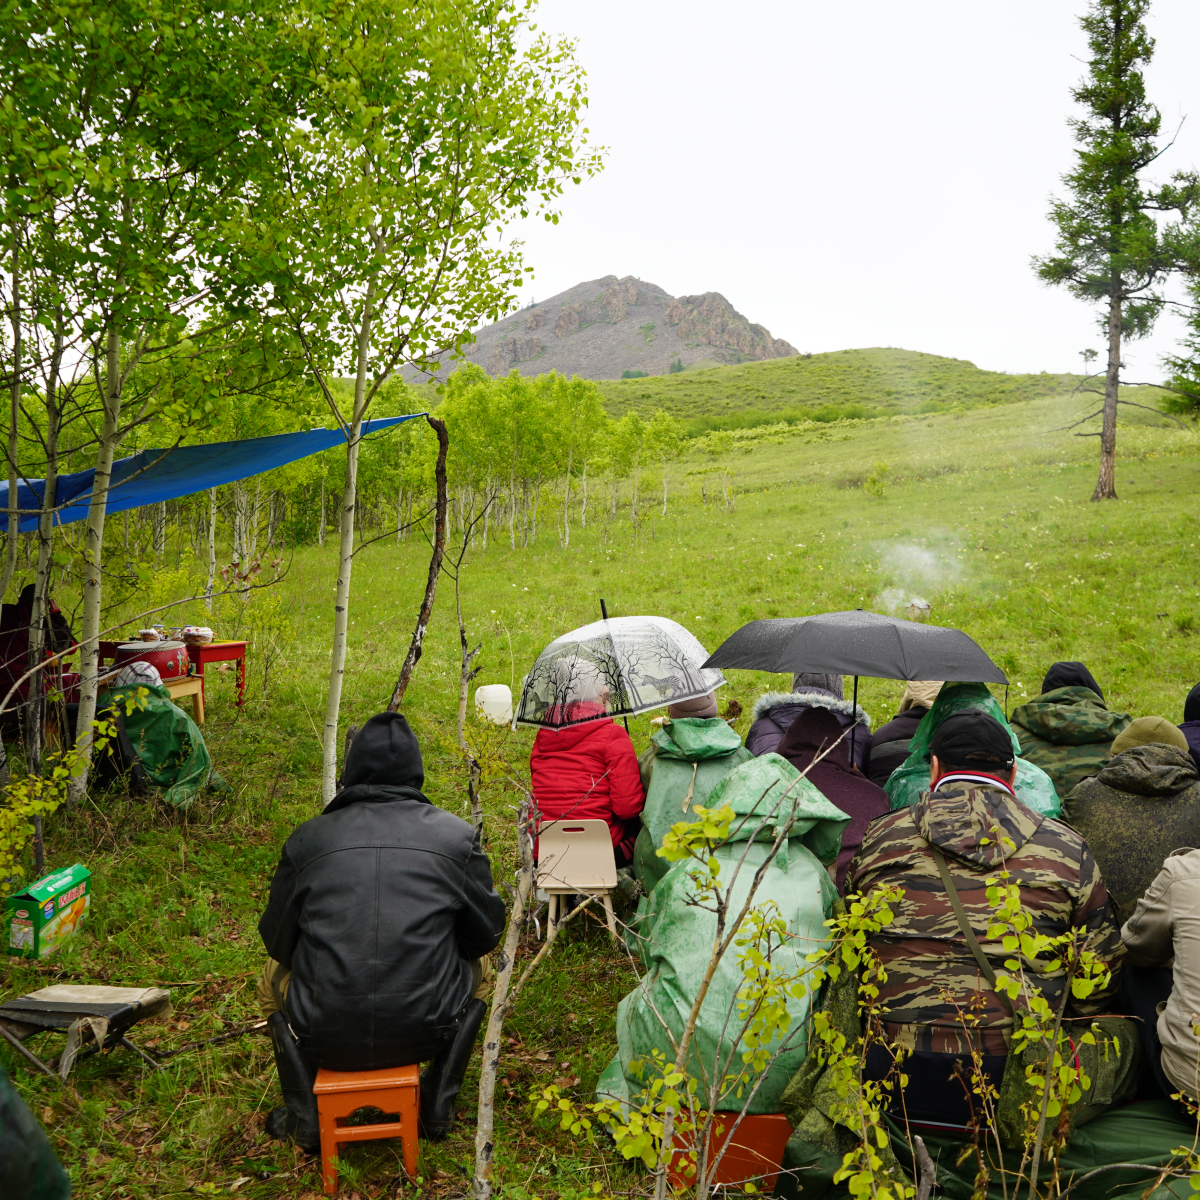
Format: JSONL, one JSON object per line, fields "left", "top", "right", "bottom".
{"left": 407, "top": 275, "right": 799, "bottom": 381}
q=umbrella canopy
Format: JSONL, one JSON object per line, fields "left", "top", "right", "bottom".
{"left": 702, "top": 609, "right": 1007, "bottom": 684}
{"left": 516, "top": 616, "right": 726, "bottom": 730}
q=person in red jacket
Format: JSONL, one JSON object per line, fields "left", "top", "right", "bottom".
{"left": 530, "top": 657, "right": 645, "bottom": 864}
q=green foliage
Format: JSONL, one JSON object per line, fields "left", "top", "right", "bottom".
{"left": 620, "top": 369, "right": 648, "bottom": 379}
{"left": 863, "top": 461, "right": 890, "bottom": 499}
{"left": 0, "top": 716, "right": 122, "bottom": 881}
{"left": 668, "top": 358, "right": 684, "bottom": 374}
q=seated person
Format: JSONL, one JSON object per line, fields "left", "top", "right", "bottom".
{"left": 257, "top": 712, "right": 505, "bottom": 1150}
{"left": 1180, "top": 682, "right": 1200, "bottom": 777}
{"left": 1063, "top": 717, "right": 1200, "bottom": 925}
{"left": 776, "top": 707, "right": 889, "bottom": 891}
{"left": 633, "top": 691, "right": 750, "bottom": 893}
{"left": 530, "top": 657, "right": 644, "bottom": 865}
{"left": 1121, "top": 848, "right": 1200, "bottom": 1108}
{"left": 862, "top": 680, "right": 943, "bottom": 787}
{"left": 848, "top": 710, "right": 1123, "bottom": 1130}
{"left": 747, "top": 672, "right": 870, "bottom": 769}
{"left": 1009, "top": 662, "right": 1131, "bottom": 797}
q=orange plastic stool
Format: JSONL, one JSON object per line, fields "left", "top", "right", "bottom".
{"left": 668, "top": 1112, "right": 793, "bottom": 1191}
{"left": 313, "top": 1064, "right": 420, "bottom": 1195}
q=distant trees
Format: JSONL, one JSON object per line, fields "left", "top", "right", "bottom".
{"left": 1034, "top": 0, "right": 1200, "bottom": 500}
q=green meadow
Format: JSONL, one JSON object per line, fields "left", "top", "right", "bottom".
{"left": 6, "top": 390, "right": 1200, "bottom": 1198}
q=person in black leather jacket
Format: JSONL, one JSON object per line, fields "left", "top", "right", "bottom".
{"left": 862, "top": 680, "right": 943, "bottom": 787}
{"left": 257, "top": 711, "right": 506, "bottom": 1149}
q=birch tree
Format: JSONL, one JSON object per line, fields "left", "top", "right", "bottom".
{"left": 252, "top": 0, "right": 602, "bottom": 802}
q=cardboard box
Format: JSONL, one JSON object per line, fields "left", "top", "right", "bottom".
{"left": 6, "top": 863, "right": 91, "bottom": 959}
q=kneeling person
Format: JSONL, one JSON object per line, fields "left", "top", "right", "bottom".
{"left": 848, "top": 710, "right": 1126, "bottom": 1130}
{"left": 257, "top": 712, "right": 506, "bottom": 1149}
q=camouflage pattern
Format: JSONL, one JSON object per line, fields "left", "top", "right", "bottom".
{"left": 847, "top": 780, "right": 1123, "bottom": 1055}
{"left": 1010, "top": 686, "right": 1131, "bottom": 798}
{"left": 1063, "top": 741, "right": 1200, "bottom": 925}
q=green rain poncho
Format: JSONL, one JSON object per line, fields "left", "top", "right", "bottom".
{"left": 883, "top": 681, "right": 1060, "bottom": 817}
{"left": 100, "top": 684, "right": 227, "bottom": 808}
{"left": 599, "top": 754, "right": 849, "bottom": 1115}
{"left": 633, "top": 717, "right": 753, "bottom": 894}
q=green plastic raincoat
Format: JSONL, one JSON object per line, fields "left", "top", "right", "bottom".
{"left": 883, "top": 682, "right": 1060, "bottom": 817}
{"left": 599, "top": 754, "right": 849, "bottom": 1115}
{"left": 100, "top": 684, "right": 227, "bottom": 808}
{"left": 633, "top": 717, "right": 752, "bottom": 894}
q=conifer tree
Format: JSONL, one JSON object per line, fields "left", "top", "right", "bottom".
{"left": 1034, "top": 0, "right": 1199, "bottom": 499}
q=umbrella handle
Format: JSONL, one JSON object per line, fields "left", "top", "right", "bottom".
{"left": 850, "top": 675, "right": 859, "bottom": 765}
{"left": 600, "top": 598, "right": 609, "bottom": 621}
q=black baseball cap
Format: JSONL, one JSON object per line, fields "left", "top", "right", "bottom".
{"left": 930, "top": 710, "right": 1015, "bottom": 770}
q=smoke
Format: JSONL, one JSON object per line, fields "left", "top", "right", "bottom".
{"left": 873, "top": 539, "right": 962, "bottom": 614}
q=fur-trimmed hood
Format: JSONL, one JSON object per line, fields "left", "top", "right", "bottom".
{"left": 750, "top": 689, "right": 871, "bottom": 729}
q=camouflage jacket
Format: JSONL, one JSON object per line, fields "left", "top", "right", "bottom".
{"left": 847, "top": 780, "right": 1123, "bottom": 1055}
{"left": 1010, "top": 686, "right": 1131, "bottom": 799}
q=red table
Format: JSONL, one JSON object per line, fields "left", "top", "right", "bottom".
{"left": 96, "top": 639, "right": 248, "bottom": 710}
{"left": 186, "top": 641, "right": 248, "bottom": 710}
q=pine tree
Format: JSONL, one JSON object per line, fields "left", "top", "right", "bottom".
{"left": 1034, "top": 0, "right": 1199, "bottom": 499}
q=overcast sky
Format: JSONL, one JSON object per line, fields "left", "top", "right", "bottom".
{"left": 505, "top": 0, "right": 1200, "bottom": 378}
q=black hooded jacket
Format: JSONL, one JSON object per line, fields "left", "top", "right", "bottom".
{"left": 258, "top": 713, "right": 506, "bottom": 1071}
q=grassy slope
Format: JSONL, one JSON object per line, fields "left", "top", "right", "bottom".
{"left": 5, "top": 400, "right": 1200, "bottom": 1198}
{"left": 596, "top": 347, "right": 1092, "bottom": 428}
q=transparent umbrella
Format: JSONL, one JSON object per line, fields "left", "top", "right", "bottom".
{"left": 515, "top": 616, "right": 726, "bottom": 730}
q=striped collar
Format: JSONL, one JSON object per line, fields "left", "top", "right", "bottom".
{"left": 932, "top": 771, "right": 1016, "bottom": 797}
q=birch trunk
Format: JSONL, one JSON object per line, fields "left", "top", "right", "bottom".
{"left": 662, "top": 462, "right": 668, "bottom": 516}
{"left": 580, "top": 460, "right": 588, "bottom": 529}
{"left": 67, "top": 325, "right": 123, "bottom": 804}
{"left": 560, "top": 447, "right": 572, "bottom": 548}
{"left": 206, "top": 487, "right": 217, "bottom": 611}
{"left": 1093, "top": 277, "right": 1122, "bottom": 501}
{"left": 320, "top": 277, "right": 377, "bottom": 805}
{"left": 249, "top": 478, "right": 262, "bottom": 562}
{"left": 472, "top": 803, "right": 533, "bottom": 1200}
{"left": 2, "top": 231, "right": 20, "bottom": 602}
{"left": 396, "top": 486, "right": 404, "bottom": 542}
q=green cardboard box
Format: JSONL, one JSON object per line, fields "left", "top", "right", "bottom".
{"left": 5, "top": 863, "right": 91, "bottom": 959}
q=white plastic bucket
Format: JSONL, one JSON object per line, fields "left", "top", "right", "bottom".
{"left": 475, "top": 684, "right": 513, "bottom": 725}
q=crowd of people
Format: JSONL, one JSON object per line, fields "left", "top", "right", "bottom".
{"left": 529, "top": 663, "right": 1200, "bottom": 1136}
{"left": 242, "top": 661, "right": 1200, "bottom": 1156}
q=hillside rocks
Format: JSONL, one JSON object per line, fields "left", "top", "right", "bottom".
{"left": 664, "top": 293, "right": 798, "bottom": 359}
{"left": 405, "top": 274, "right": 797, "bottom": 382}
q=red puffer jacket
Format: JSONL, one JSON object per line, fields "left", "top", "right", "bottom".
{"left": 530, "top": 717, "right": 645, "bottom": 862}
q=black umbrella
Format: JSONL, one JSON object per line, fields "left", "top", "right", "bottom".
{"left": 702, "top": 609, "right": 1007, "bottom": 760}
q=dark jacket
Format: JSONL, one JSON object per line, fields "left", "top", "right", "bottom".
{"left": 1063, "top": 742, "right": 1200, "bottom": 926}
{"left": 863, "top": 706, "right": 930, "bottom": 788}
{"left": 1010, "top": 686, "right": 1131, "bottom": 798}
{"left": 1180, "top": 719, "right": 1200, "bottom": 779}
{"left": 776, "top": 708, "right": 889, "bottom": 891}
{"left": 258, "top": 713, "right": 506, "bottom": 1071}
{"left": 746, "top": 688, "right": 870, "bottom": 768}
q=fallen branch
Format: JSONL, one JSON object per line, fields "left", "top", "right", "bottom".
{"left": 152, "top": 1019, "right": 269, "bottom": 1061}
{"left": 387, "top": 415, "right": 449, "bottom": 710}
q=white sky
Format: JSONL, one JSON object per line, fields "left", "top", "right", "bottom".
{"left": 506, "top": 0, "right": 1200, "bottom": 378}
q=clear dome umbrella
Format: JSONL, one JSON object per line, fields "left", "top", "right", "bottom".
{"left": 515, "top": 615, "right": 726, "bottom": 730}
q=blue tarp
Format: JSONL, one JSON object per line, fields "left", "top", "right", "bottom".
{"left": 0, "top": 415, "right": 422, "bottom": 532}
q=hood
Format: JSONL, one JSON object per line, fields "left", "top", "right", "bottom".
{"left": 1010, "top": 686, "right": 1130, "bottom": 747}
{"left": 534, "top": 717, "right": 613, "bottom": 752}
{"left": 1041, "top": 661, "right": 1105, "bottom": 702}
{"left": 325, "top": 781, "right": 430, "bottom": 813}
{"left": 1096, "top": 743, "right": 1200, "bottom": 797}
{"left": 751, "top": 689, "right": 871, "bottom": 730}
{"left": 705, "top": 752, "right": 850, "bottom": 865}
{"left": 776, "top": 707, "right": 852, "bottom": 772}
{"left": 340, "top": 711, "right": 424, "bottom": 790}
{"left": 1185, "top": 683, "right": 1200, "bottom": 725}
{"left": 913, "top": 781, "right": 1043, "bottom": 868}
{"left": 653, "top": 716, "right": 744, "bottom": 762}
